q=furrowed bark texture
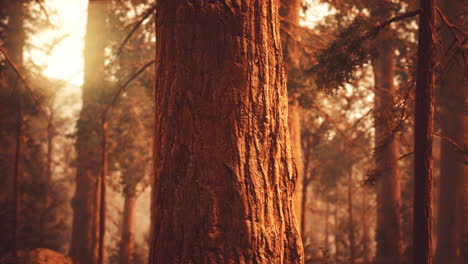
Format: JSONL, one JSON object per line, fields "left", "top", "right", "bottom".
{"left": 413, "top": 0, "right": 435, "bottom": 263}
{"left": 150, "top": 1, "right": 304, "bottom": 263}
{"left": 279, "top": 0, "right": 304, "bottom": 232}
{"left": 70, "top": 1, "right": 107, "bottom": 264}
{"left": 435, "top": 1, "right": 466, "bottom": 264}
{"left": 372, "top": 34, "right": 402, "bottom": 264}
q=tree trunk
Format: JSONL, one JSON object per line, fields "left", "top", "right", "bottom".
{"left": 98, "top": 120, "right": 107, "bottom": 264}
{"left": 334, "top": 207, "right": 340, "bottom": 262}
{"left": 413, "top": 0, "right": 435, "bottom": 263}
{"left": 461, "top": 158, "right": 468, "bottom": 264}
{"left": 0, "top": 0, "right": 25, "bottom": 257}
{"left": 289, "top": 101, "right": 304, "bottom": 233}
{"left": 360, "top": 183, "right": 371, "bottom": 264}
{"left": 300, "top": 173, "right": 309, "bottom": 238}
{"left": 372, "top": 33, "right": 402, "bottom": 264}
{"left": 347, "top": 166, "right": 355, "bottom": 264}
{"left": 279, "top": 0, "right": 304, "bottom": 233}
{"left": 435, "top": 1, "right": 466, "bottom": 264}
{"left": 149, "top": 1, "right": 304, "bottom": 263}
{"left": 119, "top": 194, "right": 136, "bottom": 264}
{"left": 70, "top": 1, "right": 107, "bottom": 263}
{"left": 324, "top": 198, "right": 330, "bottom": 254}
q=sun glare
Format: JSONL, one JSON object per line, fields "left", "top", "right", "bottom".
{"left": 28, "top": 0, "right": 87, "bottom": 91}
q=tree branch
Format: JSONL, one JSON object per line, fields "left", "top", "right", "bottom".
{"left": 0, "top": 46, "right": 48, "bottom": 116}
{"left": 116, "top": 2, "right": 157, "bottom": 58}
{"left": 102, "top": 59, "right": 156, "bottom": 119}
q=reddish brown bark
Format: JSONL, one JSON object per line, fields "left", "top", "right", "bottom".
{"left": 70, "top": 1, "right": 107, "bottom": 263}
{"left": 98, "top": 120, "right": 107, "bottom": 264}
{"left": 0, "top": 0, "right": 25, "bottom": 257}
{"left": 360, "top": 183, "right": 371, "bottom": 264}
{"left": 324, "top": 198, "right": 330, "bottom": 254}
{"left": 435, "top": 1, "right": 466, "bottom": 264}
{"left": 372, "top": 33, "right": 402, "bottom": 264}
{"left": 119, "top": 194, "right": 136, "bottom": 264}
{"left": 279, "top": 0, "right": 304, "bottom": 232}
{"left": 289, "top": 101, "right": 304, "bottom": 231}
{"left": 413, "top": 0, "right": 435, "bottom": 263}
{"left": 334, "top": 207, "right": 340, "bottom": 262}
{"left": 347, "top": 166, "right": 355, "bottom": 264}
{"left": 150, "top": 1, "right": 303, "bottom": 263}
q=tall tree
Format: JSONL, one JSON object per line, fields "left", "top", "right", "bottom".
{"left": 371, "top": 5, "right": 402, "bottom": 264}
{"left": 435, "top": 0, "right": 466, "bottom": 263}
{"left": 70, "top": 1, "right": 107, "bottom": 263}
{"left": 413, "top": 0, "right": 435, "bottom": 263}
{"left": 149, "top": 1, "right": 304, "bottom": 263}
{"left": 0, "top": 0, "right": 25, "bottom": 257}
{"left": 111, "top": 89, "right": 152, "bottom": 264}
{"left": 279, "top": 0, "right": 304, "bottom": 234}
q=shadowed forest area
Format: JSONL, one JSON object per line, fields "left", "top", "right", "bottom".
{"left": 0, "top": 0, "right": 466, "bottom": 264}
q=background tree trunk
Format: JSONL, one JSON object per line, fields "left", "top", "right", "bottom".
{"left": 435, "top": 1, "right": 466, "bottom": 264}
{"left": 347, "top": 166, "right": 355, "bottom": 264}
{"left": 372, "top": 32, "right": 402, "bottom": 264}
{"left": 0, "top": 0, "right": 25, "bottom": 257}
{"left": 361, "top": 182, "right": 371, "bottom": 264}
{"left": 324, "top": 198, "right": 330, "bottom": 254}
{"left": 149, "top": 1, "right": 304, "bottom": 263}
{"left": 279, "top": 0, "right": 304, "bottom": 233}
{"left": 70, "top": 1, "right": 107, "bottom": 263}
{"left": 413, "top": 0, "right": 435, "bottom": 263}
{"left": 119, "top": 193, "right": 136, "bottom": 264}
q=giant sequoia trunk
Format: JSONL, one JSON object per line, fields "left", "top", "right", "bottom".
{"left": 279, "top": 0, "right": 304, "bottom": 233}
{"left": 413, "top": 0, "right": 435, "bottom": 263}
{"left": 372, "top": 34, "right": 402, "bottom": 264}
{"left": 435, "top": 0, "right": 466, "bottom": 263}
{"left": 0, "top": 0, "right": 25, "bottom": 257}
{"left": 70, "top": 1, "right": 107, "bottom": 263}
{"left": 149, "top": 1, "right": 304, "bottom": 263}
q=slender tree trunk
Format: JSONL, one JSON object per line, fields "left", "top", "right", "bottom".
{"left": 279, "top": 0, "right": 304, "bottom": 233}
{"left": 334, "top": 207, "right": 340, "bottom": 262}
{"left": 70, "top": 1, "right": 107, "bottom": 263}
{"left": 150, "top": 1, "right": 304, "bottom": 263}
{"left": 119, "top": 194, "right": 136, "bottom": 264}
{"left": 413, "top": 0, "right": 435, "bottom": 263}
{"left": 324, "top": 198, "right": 330, "bottom": 254}
{"left": 435, "top": 1, "right": 466, "bottom": 264}
{"left": 13, "top": 87, "right": 22, "bottom": 258}
{"left": 372, "top": 33, "right": 402, "bottom": 264}
{"left": 46, "top": 112, "right": 54, "bottom": 197}
{"left": 347, "top": 166, "right": 355, "bottom": 264}
{"left": 98, "top": 120, "right": 107, "bottom": 264}
{"left": 361, "top": 183, "right": 371, "bottom": 264}
{"left": 300, "top": 174, "right": 309, "bottom": 238}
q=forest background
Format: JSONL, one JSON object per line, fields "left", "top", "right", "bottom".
{"left": 0, "top": 0, "right": 465, "bottom": 264}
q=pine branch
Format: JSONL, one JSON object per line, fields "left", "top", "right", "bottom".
{"left": 116, "top": 2, "right": 157, "bottom": 58}
{"left": 102, "top": 59, "right": 156, "bottom": 119}
{"left": 0, "top": 47, "right": 48, "bottom": 117}
{"left": 433, "top": 132, "right": 466, "bottom": 154}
